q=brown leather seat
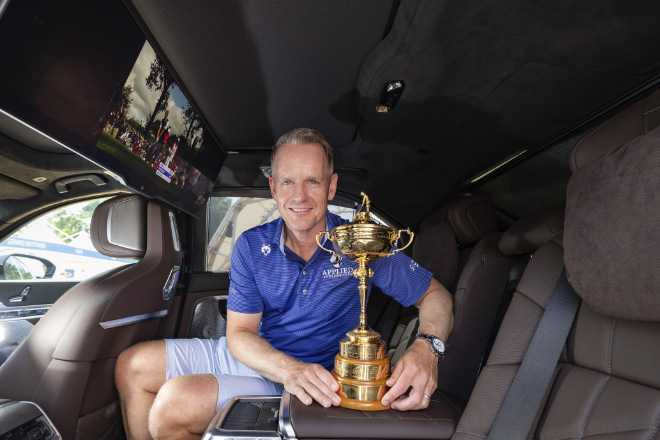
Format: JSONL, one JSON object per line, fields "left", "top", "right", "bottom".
{"left": 453, "top": 90, "right": 660, "bottom": 439}
{"left": 392, "top": 196, "right": 565, "bottom": 404}
{"left": 437, "top": 202, "right": 565, "bottom": 403}
{"left": 0, "top": 195, "right": 182, "bottom": 440}
{"left": 387, "top": 195, "right": 499, "bottom": 362}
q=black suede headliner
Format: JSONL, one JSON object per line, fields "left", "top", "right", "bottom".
{"left": 3, "top": 0, "right": 660, "bottom": 229}
{"left": 125, "top": 0, "right": 660, "bottom": 226}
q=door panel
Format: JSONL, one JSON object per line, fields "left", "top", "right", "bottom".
{"left": 176, "top": 273, "right": 229, "bottom": 339}
{"left": 0, "top": 280, "right": 77, "bottom": 309}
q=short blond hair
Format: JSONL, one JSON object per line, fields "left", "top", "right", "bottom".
{"left": 272, "top": 128, "right": 333, "bottom": 176}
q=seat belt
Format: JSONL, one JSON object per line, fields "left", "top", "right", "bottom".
{"left": 487, "top": 268, "right": 581, "bottom": 440}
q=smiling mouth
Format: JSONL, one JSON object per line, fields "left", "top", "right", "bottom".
{"left": 290, "top": 208, "right": 312, "bottom": 213}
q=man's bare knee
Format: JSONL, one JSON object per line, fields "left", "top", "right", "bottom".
{"left": 116, "top": 340, "right": 167, "bottom": 396}
{"left": 148, "top": 375, "right": 218, "bottom": 440}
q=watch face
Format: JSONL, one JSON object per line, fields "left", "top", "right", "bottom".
{"left": 432, "top": 339, "right": 445, "bottom": 353}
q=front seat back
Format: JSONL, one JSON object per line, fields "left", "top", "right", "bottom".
{"left": 0, "top": 195, "right": 182, "bottom": 440}
{"left": 453, "top": 90, "right": 660, "bottom": 439}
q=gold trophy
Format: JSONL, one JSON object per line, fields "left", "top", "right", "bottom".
{"left": 316, "top": 193, "right": 413, "bottom": 410}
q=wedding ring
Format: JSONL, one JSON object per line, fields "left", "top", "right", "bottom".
{"left": 423, "top": 393, "right": 431, "bottom": 401}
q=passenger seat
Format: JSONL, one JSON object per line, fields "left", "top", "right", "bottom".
{"left": 392, "top": 198, "right": 565, "bottom": 404}
{"left": 453, "top": 90, "right": 660, "bottom": 439}
{"left": 387, "top": 195, "right": 498, "bottom": 362}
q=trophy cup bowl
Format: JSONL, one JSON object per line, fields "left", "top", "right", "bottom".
{"left": 316, "top": 193, "right": 413, "bottom": 410}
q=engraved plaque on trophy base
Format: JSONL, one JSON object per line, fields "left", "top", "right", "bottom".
{"left": 333, "top": 338, "right": 391, "bottom": 410}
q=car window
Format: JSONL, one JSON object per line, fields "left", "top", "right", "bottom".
{"left": 207, "top": 196, "right": 370, "bottom": 272}
{"left": 0, "top": 198, "right": 137, "bottom": 281}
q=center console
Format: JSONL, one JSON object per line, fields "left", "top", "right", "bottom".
{"left": 0, "top": 401, "right": 61, "bottom": 440}
{"left": 202, "top": 395, "right": 292, "bottom": 440}
{"left": 203, "top": 391, "right": 462, "bottom": 440}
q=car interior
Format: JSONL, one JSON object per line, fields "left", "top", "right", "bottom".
{"left": 0, "top": 1, "right": 658, "bottom": 440}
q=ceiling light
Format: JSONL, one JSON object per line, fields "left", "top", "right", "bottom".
{"left": 376, "top": 80, "right": 405, "bottom": 113}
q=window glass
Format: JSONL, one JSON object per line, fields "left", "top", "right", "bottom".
{"left": 472, "top": 133, "right": 580, "bottom": 218}
{"left": 0, "top": 198, "right": 137, "bottom": 281}
{"left": 207, "top": 196, "right": 376, "bottom": 272}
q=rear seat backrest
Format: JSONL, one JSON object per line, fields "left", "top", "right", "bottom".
{"left": 453, "top": 89, "right": 660, "bottom": 439}
{"left": 437, "top": 202, "right": 565, "bottom": 402}
{"left": 391, "top": 195, "right": 565, "bottom": 405}
{"left": 389, "top": 196, "right": 498, "bottom": 361}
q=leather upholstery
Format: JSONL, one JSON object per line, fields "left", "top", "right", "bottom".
{"left": 90, "top": 194, "right": 147, "bottom": 258}
{"left": 0, "top": 195, "right": 182, "bottom": 440}
{"left": 499, "top": 202, "right": 564, "bottom": 256}
{"left": 422, "top": 194, "right": 498, "bottom": 247}
{"left": 565, "top": 128, "right": 660, "bottom": 321}
{"left": 398, "top": 196, "right": 563, "bottom": 404}
{"left": 289, "top": 391, "right": 463, "bottom": 440}
{"left": 453, "top": 92, "right": 660, "bottom": 439}
{"left": 413, "top": 194, "right": 498, "bottom": 290}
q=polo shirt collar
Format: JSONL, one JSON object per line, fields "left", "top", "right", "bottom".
{"left": 273, "top": 210, "right": 342, "bottom": 256}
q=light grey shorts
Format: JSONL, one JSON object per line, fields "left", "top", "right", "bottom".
{"left": 165, "top": 337, "right": 285, "bottom": 411}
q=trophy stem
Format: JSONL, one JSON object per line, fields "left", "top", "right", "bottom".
{"left": 345, "top": 259, "right": 381, "bottom": 344}
{"left": 358, "top": 274, "right": 369, "bottom": 331}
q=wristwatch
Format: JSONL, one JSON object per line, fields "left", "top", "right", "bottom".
{"left": 416, "top": 333, "right": 446, "bottom": 359}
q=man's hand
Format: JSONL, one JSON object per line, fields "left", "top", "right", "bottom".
{"left": 282, "top": 361, "right": 341, "bottom": 408}
{"left": 381, "top": 339, "right": 438, "bottom": 410}
{"left": 227, "top": 310, "right": 341, "bottom": 409}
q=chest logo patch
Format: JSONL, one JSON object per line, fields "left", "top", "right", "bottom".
{"left": 330, "top": 252, "right": 342, "bottom": 268}
{"left": 262, "top": 244, "right": 271, "bottom": 256}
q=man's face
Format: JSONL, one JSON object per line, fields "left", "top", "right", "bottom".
{"left": 269, "top": 143, "right": 338, "bottom": 237}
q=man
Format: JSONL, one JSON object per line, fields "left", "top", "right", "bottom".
{"left": 155, "top": 110, "right": 170, "bottom": 144}
{"left": 115, "top": 128, "right": 454, "bottom": 440}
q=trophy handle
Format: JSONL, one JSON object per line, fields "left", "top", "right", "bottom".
{"left": 316, "top": 230, "right": 335, "bottom": 254}
{"left": 392, "top": 228, "right": 414, "bottom": 254}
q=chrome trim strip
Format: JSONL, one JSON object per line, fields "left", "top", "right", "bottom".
{"left": 99, "top": 309, "right": 168, "bottom": 329}
{"left": 279, "top": 392, "right": 297, "bottom": 439}
{"left": 0, "top": 305, "right": 52, "bottom": 322}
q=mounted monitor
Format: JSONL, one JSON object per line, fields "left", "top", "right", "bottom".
{"left": 0, "top": 0, "right": 224, "bottom": 217}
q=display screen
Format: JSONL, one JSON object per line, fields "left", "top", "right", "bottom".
{"left": 0, "top": 0, "right": 224, "bottom": 217}
{"left": 95, "top": 41, "right": 219, "bottom": 216}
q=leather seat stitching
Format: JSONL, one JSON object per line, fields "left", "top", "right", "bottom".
{"left": 578, "top": 375, "right": 610, "bottom": 438}
{"left": 548, "top": 424, "right": 658, "bottom": 440}
{"left": 453, "top": 430, "right": 487, "bottom": 438}
{"left": 607, "top": 317, "right": 616, "bottom": 375}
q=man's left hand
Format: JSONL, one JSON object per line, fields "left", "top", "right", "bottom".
{"left": 380, "top": 339, "right": 438, "bottom": 410}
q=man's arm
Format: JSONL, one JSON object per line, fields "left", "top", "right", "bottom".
{"left": 381, "top": 277, "right": 453, "bottom": 410}
{"left": 226, "top": 310, "right": 341, "bottom": 408}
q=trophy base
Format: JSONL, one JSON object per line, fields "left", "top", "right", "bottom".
{"left": 332, "top": 371, "right": 391, "bottom": 411}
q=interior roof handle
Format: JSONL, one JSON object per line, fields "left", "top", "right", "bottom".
{"left": 55, "top": 174, "right": 107, "bottom": 194}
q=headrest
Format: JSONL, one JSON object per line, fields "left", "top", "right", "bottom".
{"left": 91, "top": 195, "right": 147, "bottom": 258}
{"left": 414, "top": 195, "right": 497, "bottom": 287}
{"left": 564, "top": 125, "right": 660, "bottom": 322}
{"left": 570, "top": 88, "right": 660, "bottom": 172}
{"left": 421, "top": 194, "right": 498, "bottom": 247}
{"left": 413, "top": 221, "right": 459, "bottom": 289}
{"left": 499, "top": 203, "right": 565, "bottom": 256}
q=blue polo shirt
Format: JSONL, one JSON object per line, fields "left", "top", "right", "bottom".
{"left": 227, "top": 211, "right": 432, "bottom": 370}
